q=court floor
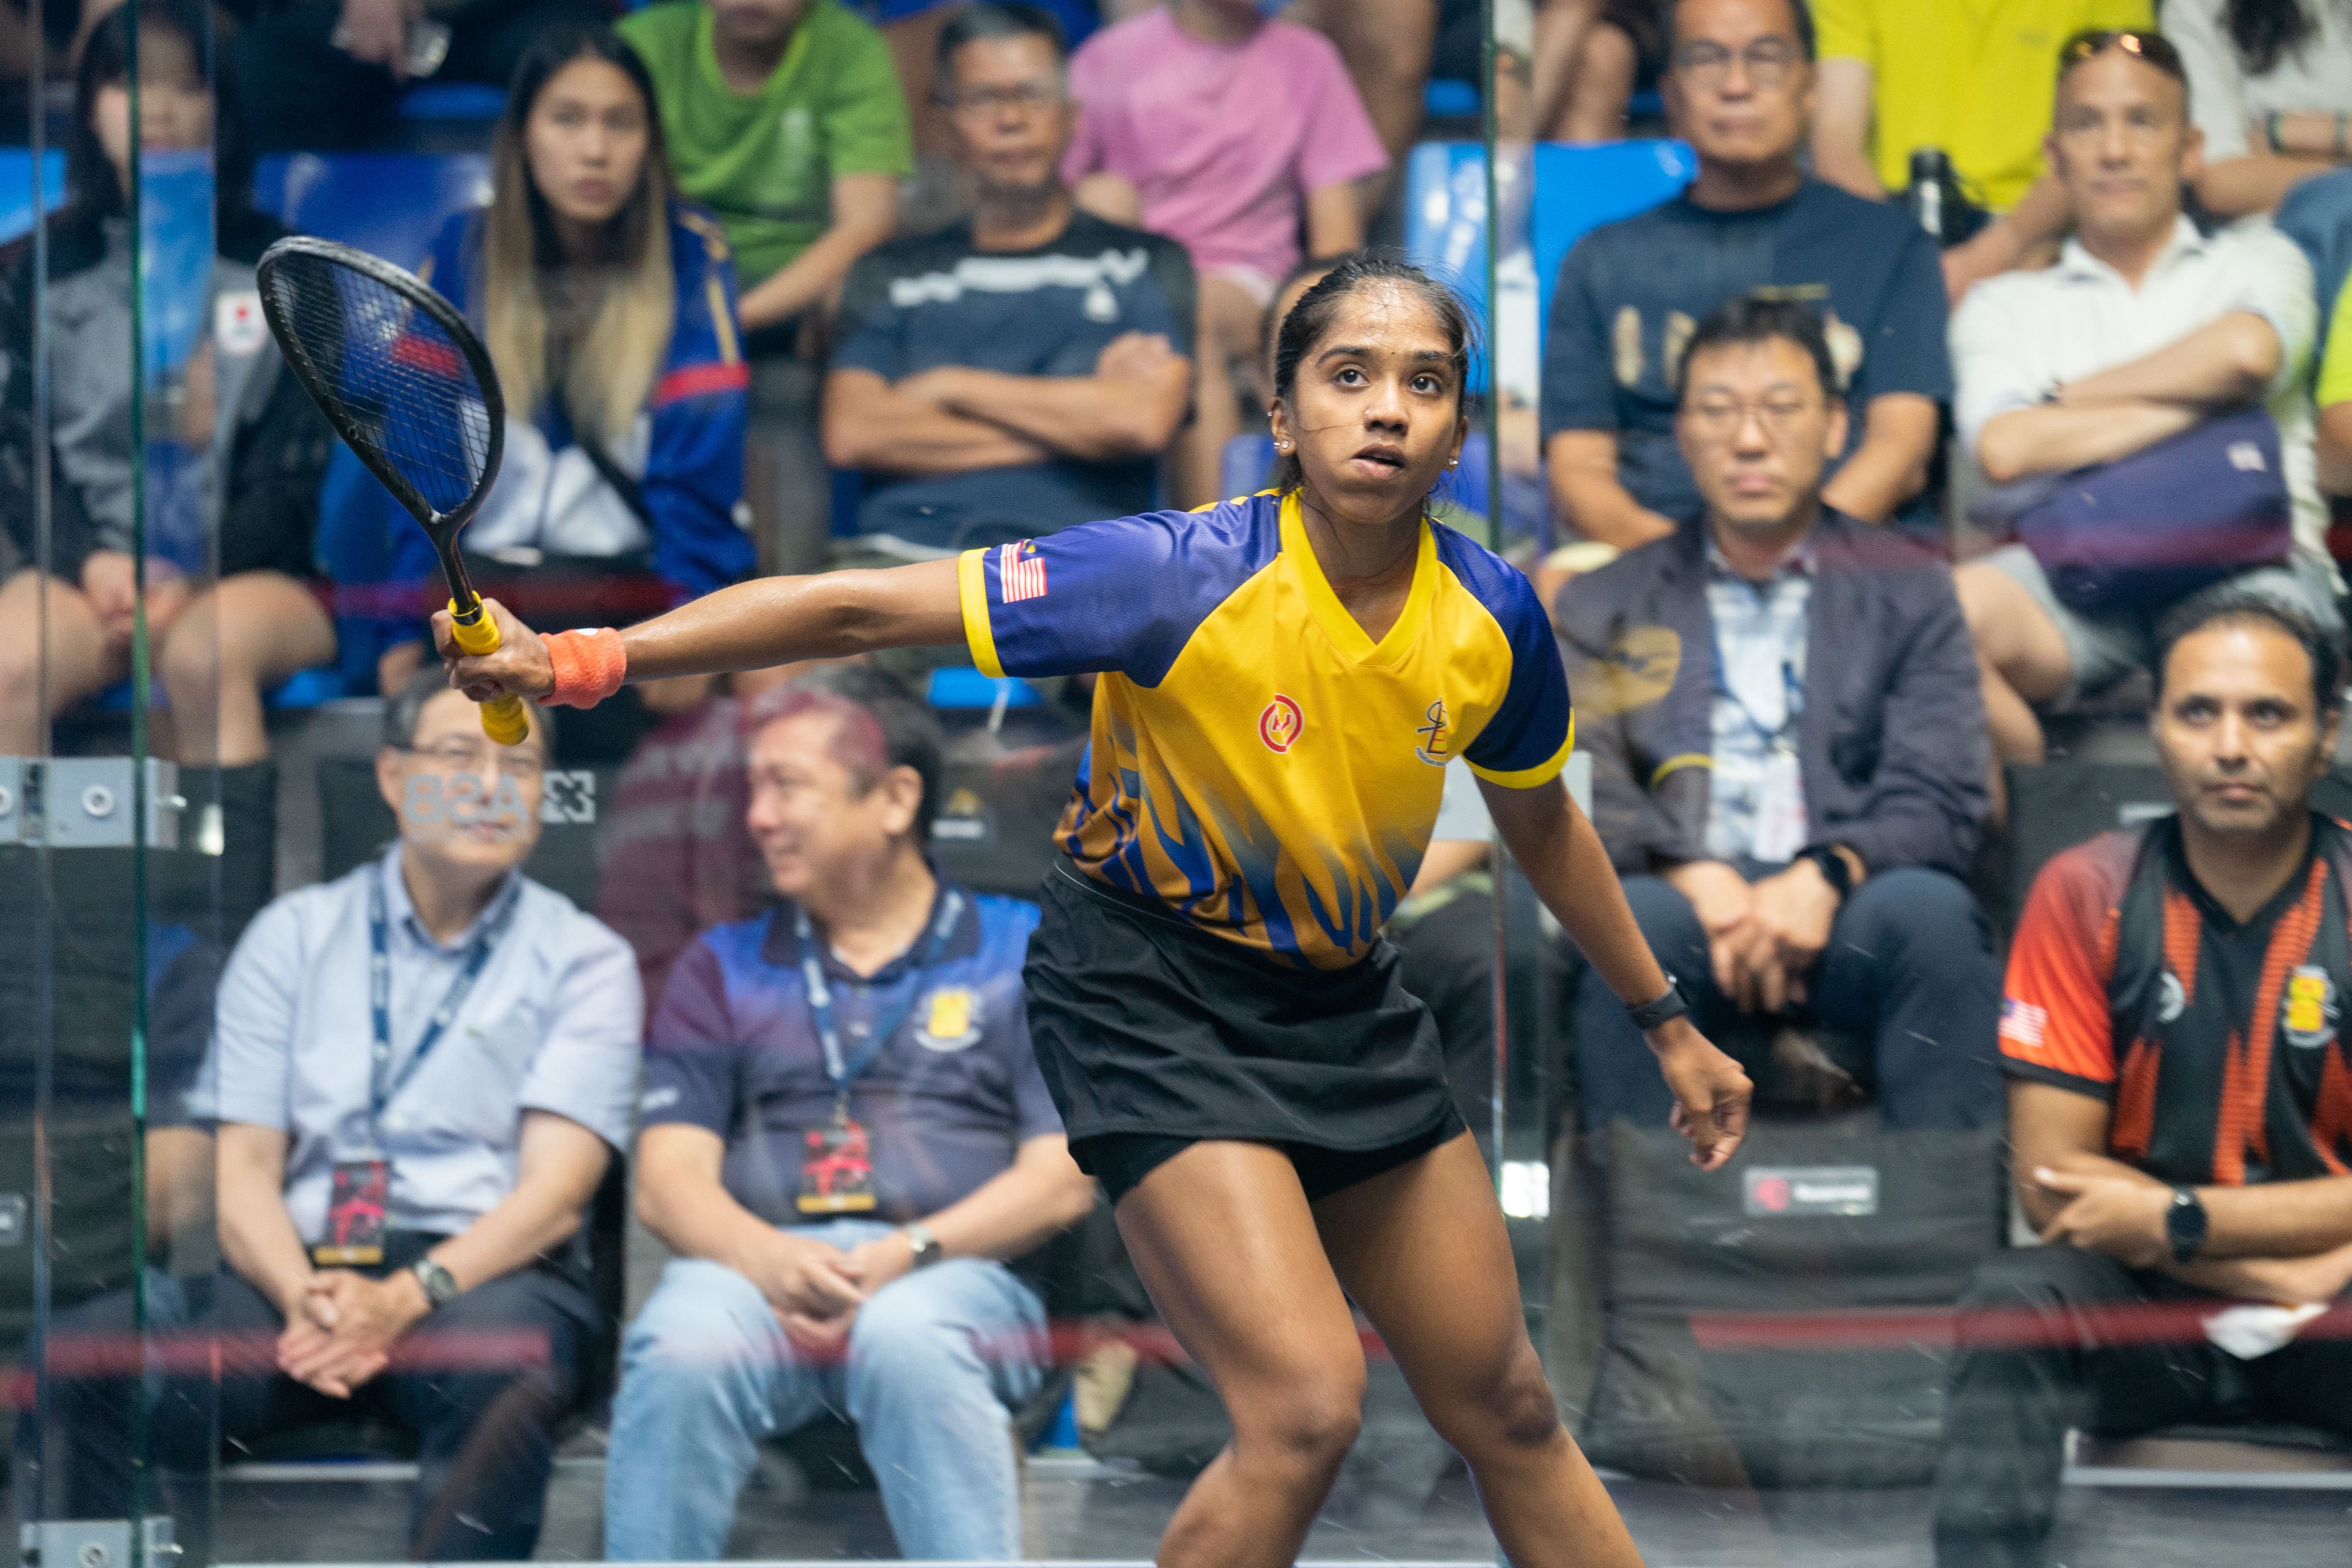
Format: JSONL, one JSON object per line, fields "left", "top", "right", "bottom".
{"left": 210, "top": 1449, "right": 2352, "bottom": 1566}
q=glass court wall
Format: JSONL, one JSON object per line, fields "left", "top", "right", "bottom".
{"left": 5, "top": 0, "right": 2352, "bottom": 1564}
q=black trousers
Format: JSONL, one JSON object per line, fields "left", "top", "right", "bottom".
{"left": 18, "top": 1260, "right": 594, "bottom": 1560}
{"left": 1932, "top": 1245, "right": 2352, "bottom": 1568}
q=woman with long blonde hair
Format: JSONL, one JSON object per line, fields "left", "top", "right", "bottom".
{"left": 356, "top": 24, "right": 752, "bottom": 751}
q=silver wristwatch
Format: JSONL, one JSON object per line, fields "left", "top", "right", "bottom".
{"left": 410, "top": 1257, "right": 460, "bottom": 1308}
{"left": 902, "top": 1223, "right": 943, "bottom": 1269}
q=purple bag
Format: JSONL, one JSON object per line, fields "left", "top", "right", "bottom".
{"left": 1996, "top": 406, "right": 2293, "bottom": 616}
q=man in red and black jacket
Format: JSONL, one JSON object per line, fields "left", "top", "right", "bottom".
{"left": 1934, "top": 589, "right": 2352, "bottom": 1568}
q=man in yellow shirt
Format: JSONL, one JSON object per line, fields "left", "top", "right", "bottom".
{"left": 1809, "top": 0, "right": 2152, "bottom": 301}
{"left": 2323, "top": 269, "right": 2352, "bottom": 497}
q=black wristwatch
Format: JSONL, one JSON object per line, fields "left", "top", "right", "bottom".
{"left": 2166, "top": 1186, "right": 2209, "bottom": 1265}
{"left": 409, "top": 1257, "right": 460, "bottom": 1309}
{"left": 1801, "top": 844, "right": 1855, "bottom": 901}
{"left": 1627, "top": 974, "right": 1690, "bottom": 1032}
{"left": 902, "top": 1223, "right": 943, "bottom": 1270}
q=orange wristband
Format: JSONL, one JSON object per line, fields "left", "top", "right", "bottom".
{"left": 538, "top": 627, "right": 627, "bottom": 709}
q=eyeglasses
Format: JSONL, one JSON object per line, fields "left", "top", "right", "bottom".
{"left": 1682, "top": 395, "right": 1822, "bottom": 443}
{"left": 1670, "top": 37, "right": 1804, "bottom": 91}
{"left": 2057, "top": 29, "right": 2185, "bottom": 84}
{"left": 403, "top": 737, "right": 546, "bottom": 780}
{"left": 939, "top": 83, "right": 1063, "bottom": 118}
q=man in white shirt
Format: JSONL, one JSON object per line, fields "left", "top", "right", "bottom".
{"left": 1951, "top": 29, "right": 2332, "bottom": 817}
{"left": 26, "top": 672, "right": 643, "bottom": 1559}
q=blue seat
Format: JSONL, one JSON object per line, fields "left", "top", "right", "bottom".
{"left": 1424, "top": 78, "right": 1480, "bottom": 117}
{"left": 88, "top": 663, "right": 348, "bottom": 713}
{"left": 926, "top": 667, "right": 1042, "bottom": 712}
{"left": 0, "top": 149, "right": 67, "bottom": 247}
{"left": 1405, "top": 139, "right": 1697, "bottom": 368}
{"left": 250, "top": 151, "right": 493, "bottom": 270}
{"left": 396, "top": 82, "right": 506, "bottom": 121}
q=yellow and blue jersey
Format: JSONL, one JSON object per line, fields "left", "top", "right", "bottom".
{"left": 959, "top": 491, "right": 1574, "bottom": 970}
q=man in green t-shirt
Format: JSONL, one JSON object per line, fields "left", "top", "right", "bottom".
{"left": 621, "top": 0, "right": 913, "bottom": 334}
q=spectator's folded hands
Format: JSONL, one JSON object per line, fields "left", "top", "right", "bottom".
{"left": 1663, "top": 860, "right": 1761, "bottom": 1006}
{"left": 2033, "top": 1165, "right": 2173, "bottom": 1268}
{"left": 2226, "top": 1243, "right": 2352, "bottom": 1307}
{"left": 1749, "top": 860, "right": 1843, "bottom": 1007}
{"left": 276, "top": 1272, "right": 420, "bottom": 1399}
{"left": 750, "top": 1230, "right": 868, "bottom": 1323}
{"left": 843, "top": 1230, "right": 917, "bottom": 1297}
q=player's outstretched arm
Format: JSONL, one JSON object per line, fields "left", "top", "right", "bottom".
{"left": 1479, "top": 775, "right": 1754, "bottom": 1170}
{"left": 434, "top": 559, "right": 965, "bottom": 703}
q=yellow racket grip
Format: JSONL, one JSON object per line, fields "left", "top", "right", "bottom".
{"left": 447, "top": 598, "right": 532, "bottom": 747}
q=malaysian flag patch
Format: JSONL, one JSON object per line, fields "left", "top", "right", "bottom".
{"left": 999, "top": 540, "right": 1047, "bottom": 603}
{"left": 1999, "top": 998, "right": 2048, "bottom": 1049}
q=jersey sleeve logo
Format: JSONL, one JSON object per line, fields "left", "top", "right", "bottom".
{"left": 1413, "top": 700, "right": 1451, "bottom": 766}
{"left": 999, "top": 540, "right": 1048, "bottom": 603}
{"left": 1999, "top": 997, "right": 2048, "bottom": 1049}
{"left": 1258, "top": 694, "right": 1304, "bottom": 754}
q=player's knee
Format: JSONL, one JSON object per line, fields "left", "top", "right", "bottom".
{"left": 1233, "top": 1366, "right": 1366, "bottom": 1477}
{"left": 1436, "top": 1342, "right": 1562, "bottom": 1459}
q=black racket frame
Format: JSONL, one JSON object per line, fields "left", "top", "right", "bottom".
{"left": 254, "top": 234, "right": 507, "bottom": 632}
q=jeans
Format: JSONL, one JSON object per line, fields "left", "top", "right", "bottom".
{"left": 603, "top": 1219, "right": 1048, "bottom": 1562}
{"left": 1932, "top": 1246, "right": 2352, "bottom": 1568}
{"left": 1571, "top": 866, "right": 2005, "bottom": 1133}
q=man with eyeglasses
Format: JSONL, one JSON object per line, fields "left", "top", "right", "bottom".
{"left": 1542, "top": 0, "right": 1952, "bottom": 550}
{"left": 824, "top": 1, "right": 1194, "bottom": 566}
{"left": 38, "top": 670, "right": 643, "bottom": 1558}
{"left": 1557, "top": 295, "right": 2003, "bottom": 1143}
{"left": 1951, "top": 27, "right": 2334, "bottom": 824}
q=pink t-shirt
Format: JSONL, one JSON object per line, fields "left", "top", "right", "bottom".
{"left": 1061, "top": 10, "right": 1389, "bottom": 283}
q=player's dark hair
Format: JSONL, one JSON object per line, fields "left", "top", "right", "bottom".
{"left": 2153, "top": 587, "right": 2346, "bottom": 718}
{"left": 937, "top": 1, "right": 1068, "bottom": 83}
{"left": 383, "top": 667, "right": 557, "bottom": 755}
{"left": 1268, "top": 253, "right": 1476, "bottom": 495}
{"left": 1667, "top": 0, "right": 1816, "bottom": 61}
{"left": 1258, "top": 252, "right": 1352, "bottom": 373}
{"left": 62, "top": 0, "right": 269, "bottom": 260}
{"left": 2222, "top": 0, "right": 2316, "bottom": 77}
{"left": 747, "top": 665, "right": 947, "bottom": 845}
{"left": 1674, "top": 292, "right": 1844, "bottom": 401}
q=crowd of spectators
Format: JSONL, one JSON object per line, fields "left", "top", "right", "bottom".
{"left": 11, "top": 0, "right": 2352, "bottom": 1563}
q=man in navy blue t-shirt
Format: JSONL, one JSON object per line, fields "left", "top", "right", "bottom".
{"left": 603, "top": 667, "right": 1095, "bottom": 1562}
{"left": 1540, "top": 0, "right": 1951, "bottom": 544}
{"left": 825, "top": 3, "right": 1195, "bottom": 555}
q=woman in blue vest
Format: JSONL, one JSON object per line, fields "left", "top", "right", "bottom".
{"left": 357, "top": 24, "right": 752, "bottom": 750}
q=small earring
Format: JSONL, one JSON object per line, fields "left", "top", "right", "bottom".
{"left": 1276, "top": 440, "right": 1292, "bottom": 453}
{"left": 1446, "top": 458, "right": 1458, "bottom": 469}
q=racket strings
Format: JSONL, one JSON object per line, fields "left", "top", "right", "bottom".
{"left": 261, "top": 251, "right": 493, "bottom": 518}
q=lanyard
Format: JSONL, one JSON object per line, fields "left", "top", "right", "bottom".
{"left": 1720, "top": 658, "right": 1804, "bottom": 751}
{"left": 366, "top": 865, "right": 520, "bottom": 1151}
{"left": 798, "top": 887, "right": 964, "bottom": 1121}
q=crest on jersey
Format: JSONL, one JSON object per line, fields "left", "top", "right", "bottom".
{"left": 2284, "top": 964, "right": 2336, "bottom": 1050}
{"left": 1414, "top": 700, "right": 1451, "bottom": 765}
{"left": 2157, "top": 971, "right": 2186, "bottom": 1025}
{"left": 1259, "top": 694, "right": 1304, "bottom": 754}
{"left": 917, "top": 987, "right": 982, "bottom": 1052}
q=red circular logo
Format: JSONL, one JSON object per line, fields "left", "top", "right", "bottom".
{"left": 1752, "top": 1175, "right": 1791, "bottom": 1213}
{"left": 1258, "top": 694, "right": 1304, "bottom": 754}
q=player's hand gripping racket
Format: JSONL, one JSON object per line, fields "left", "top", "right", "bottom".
{"left": 254, "top": 235, "right": 527, "bottom": 744}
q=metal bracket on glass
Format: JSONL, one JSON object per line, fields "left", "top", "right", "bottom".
{"left": 18, "top": 1519, "right": 176, "bottom": 1568}
{"left": 0, "top": 759, "right": 182, "bottom": 849}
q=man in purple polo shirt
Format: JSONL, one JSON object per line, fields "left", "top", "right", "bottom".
{"left": 603, "top": 666, "right": 1094, "bottom": 1563}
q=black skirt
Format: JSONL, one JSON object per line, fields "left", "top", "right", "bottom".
{"left": 1024, "top": 863, "right": 1463, "bottom": 1196}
